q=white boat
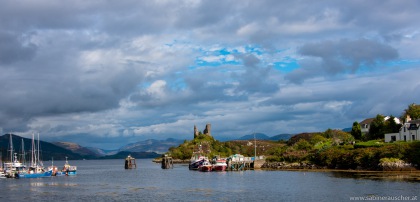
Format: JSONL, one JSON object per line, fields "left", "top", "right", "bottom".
{"left": 198, "top": 160, "right": 213, "bottom": 172}
{"left": 3, "top": 134, "right": 27, "bottom": 178}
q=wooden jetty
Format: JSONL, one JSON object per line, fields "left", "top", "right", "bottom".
{"left": 227, "top": 154, "right": 265, "bottom": 171}
{"left": 124, "top": 155, "right": 137, "bottom": 169}
{"left": 161, "top": 155, "right": 174, "bottom": 169}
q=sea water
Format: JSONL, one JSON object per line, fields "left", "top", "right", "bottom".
{"left": 0, "top": 159, "right": 418, "bottom": 201}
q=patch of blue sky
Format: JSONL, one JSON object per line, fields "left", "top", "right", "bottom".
{"left": 218, "top": 48, "right": 231, "bottom": 55}
{"left": 385, "top": 59, "right": 420, "bottom": 67}
{"left": 170, "top": 77, "right": 187, "bottom": 91}
{"left": 194, "top": 58, "right": 241, "bottom": 68}
{"left": 273, "top": 60, "right": 300, "bottom": 73}
{"left": 189, "top": 44, "right": 265, "bottom": 70}
{"left": 245, "top": 45, "right": 263, "bottom": 55}
{"left": 355, "top": 59, "right": 420, "bottom": 74}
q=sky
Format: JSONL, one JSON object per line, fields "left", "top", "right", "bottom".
{"left": 1, "top": 0, "right": 420, "bottom": 149}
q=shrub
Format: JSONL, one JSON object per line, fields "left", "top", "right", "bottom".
{"left": 294, "top": 139, "right": 313, "bottom": 151}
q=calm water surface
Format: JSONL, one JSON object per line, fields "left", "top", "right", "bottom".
{"left": 0, "top": 159, "right": 419, "bottom": 201}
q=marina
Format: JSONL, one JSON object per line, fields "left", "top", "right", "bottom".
{"left": 1, "top": 134, "right": 77, "bottom": 179}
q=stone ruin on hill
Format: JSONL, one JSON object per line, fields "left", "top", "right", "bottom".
{"left": 194, "top": 123, "right": 212, "bottom": 138}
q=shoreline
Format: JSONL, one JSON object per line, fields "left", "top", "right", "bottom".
{"left": 152, "top": 159, "right": 420, "bottom": 173}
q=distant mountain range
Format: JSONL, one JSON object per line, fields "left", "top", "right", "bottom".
{"left": 0, "top": 134, "right": 186, "bottom": 160}
{"left": 118, "top": 138, "right": 184, "bottom": 154}
{"left": 53, "top": 141, "right": 101, "bottom": 157}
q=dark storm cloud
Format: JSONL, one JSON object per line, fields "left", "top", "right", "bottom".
{"left": 285, "top": 39, "right": 399, "bottom": 83}
{"left": 0, "top": 32, "right": 37, "bottom": 64}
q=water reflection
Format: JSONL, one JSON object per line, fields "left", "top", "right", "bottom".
{"left": 30, "top": 182, "right": 78, "bottom": 187}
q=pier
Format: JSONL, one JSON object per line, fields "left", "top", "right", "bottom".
{"left": 226, "top": 154, "right": 265, "bottom": 171}
{"left": 161, "top": 155, "right": 174, "bottom": 169}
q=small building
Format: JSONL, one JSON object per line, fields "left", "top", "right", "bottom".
{"left": 360, "top": 118, "right": 375, "bottom": 135}
{"left": 385, "top": 118, "right": 420, "bottom": 142}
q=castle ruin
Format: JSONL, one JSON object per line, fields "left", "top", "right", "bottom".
{"left": 194, "top": 123, "right": 212, "bottom": 138}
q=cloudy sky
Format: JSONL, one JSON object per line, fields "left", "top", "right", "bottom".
{"left": 1, "top": 0, "right": 419, "bottom": 149}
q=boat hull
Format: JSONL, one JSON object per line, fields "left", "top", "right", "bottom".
{"left": 212, "top": 165, "right": 227, "bottom": 172}
{"left": 65, "top": 170, "right": 77, "bottom": 176}
{"left": 189, "top": 159, "right": 205, "bottom": 170}
{"left": 17, "top": 170, "right": 53, "bottom": 179}
{"left": 199, "top": 165, "right": 212, "bottom": 172}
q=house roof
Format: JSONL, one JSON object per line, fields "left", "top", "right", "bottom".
{"left": 360, "top": 118, "right": 375, "bottom": 125}
{"left": 408, "top": 119, "right": 420, "bottom": 124}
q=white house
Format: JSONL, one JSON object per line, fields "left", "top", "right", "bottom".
{"left": 385, "top": 118, "right": 420, "bottom": 142}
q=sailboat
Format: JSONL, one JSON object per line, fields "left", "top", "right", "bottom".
{"left": 3, "top": 133, "right": 26, "bottom": 178}
{"left": 16, "top": 133, "right": 52, "bottom": 178}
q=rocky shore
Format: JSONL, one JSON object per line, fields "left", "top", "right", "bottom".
{"left": 262, "top": 161, "right": 418, "bottom": 171}
{"left": 378, "top": 159, "right": 416, "bottom": 171}
{"left": 262, "top": 162, "right": 326, "bottom": 170}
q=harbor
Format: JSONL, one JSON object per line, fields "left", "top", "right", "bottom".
{"left": 1, "top": 134, "right": 77, "bottom": 179}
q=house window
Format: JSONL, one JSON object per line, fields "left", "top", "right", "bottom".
{"left": 391, "top": 136, "right": 396, "bottom": 142}
{"left": 404, "top": 127, "right": 406, "bottom": 132}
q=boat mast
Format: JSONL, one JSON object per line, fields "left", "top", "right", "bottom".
{"left": 254, "top": 132, "right": 256, "bottom": 160}
{"left": 9, "top": 133, "right": 13, "bottom": 163}
{"left": 31, "top": 133, "right": 35, "bottom": 167}
{"left": 37, "top": 133, "right": 40, "bottom": 167}
{"left": 21, "top": 138, "right": 26, "bottom": 165}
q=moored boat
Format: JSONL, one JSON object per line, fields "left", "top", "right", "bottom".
{"left": 212, "top": 159, "right": 227, "bottom": 172}
{"left": 3, "top": 153, "right": 26, "bottom": 178}
{"left": 17, "top": 133, "right": 52, "bottom": 179}
{"left": 16, "top": 170, "right": 53, "bottom": 178}
{"left": 4, "top": 134, "right": 27, "bottom": 178}
{"left": 189, "top": 155, "right": 207, "bottom": 170}
{"left": 0, "top": 172, "right": 6, "bottom": 179}
{"left": 189, "top": 142, "right": 210, "bottom": 170}
{"left": 62, "top": 157, "right": 77, "bottom": 175}
{"left": 198, "top": 160, "right": 213, "bottom": 172}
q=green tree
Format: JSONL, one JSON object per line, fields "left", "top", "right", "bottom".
{"left": 368, "top": 114, "right": 385, "bottom": 140}
{"left": 401, "top": 103, "right": 420, "bottom": 121}
{"left": 351, "top": 121, "right": 362, "bottom": 140}
{"left": 385, "top": 115, "right": 401, "bottom": 133}
{"left": 323, "top": 129, "right": 334, "bottom": 138}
